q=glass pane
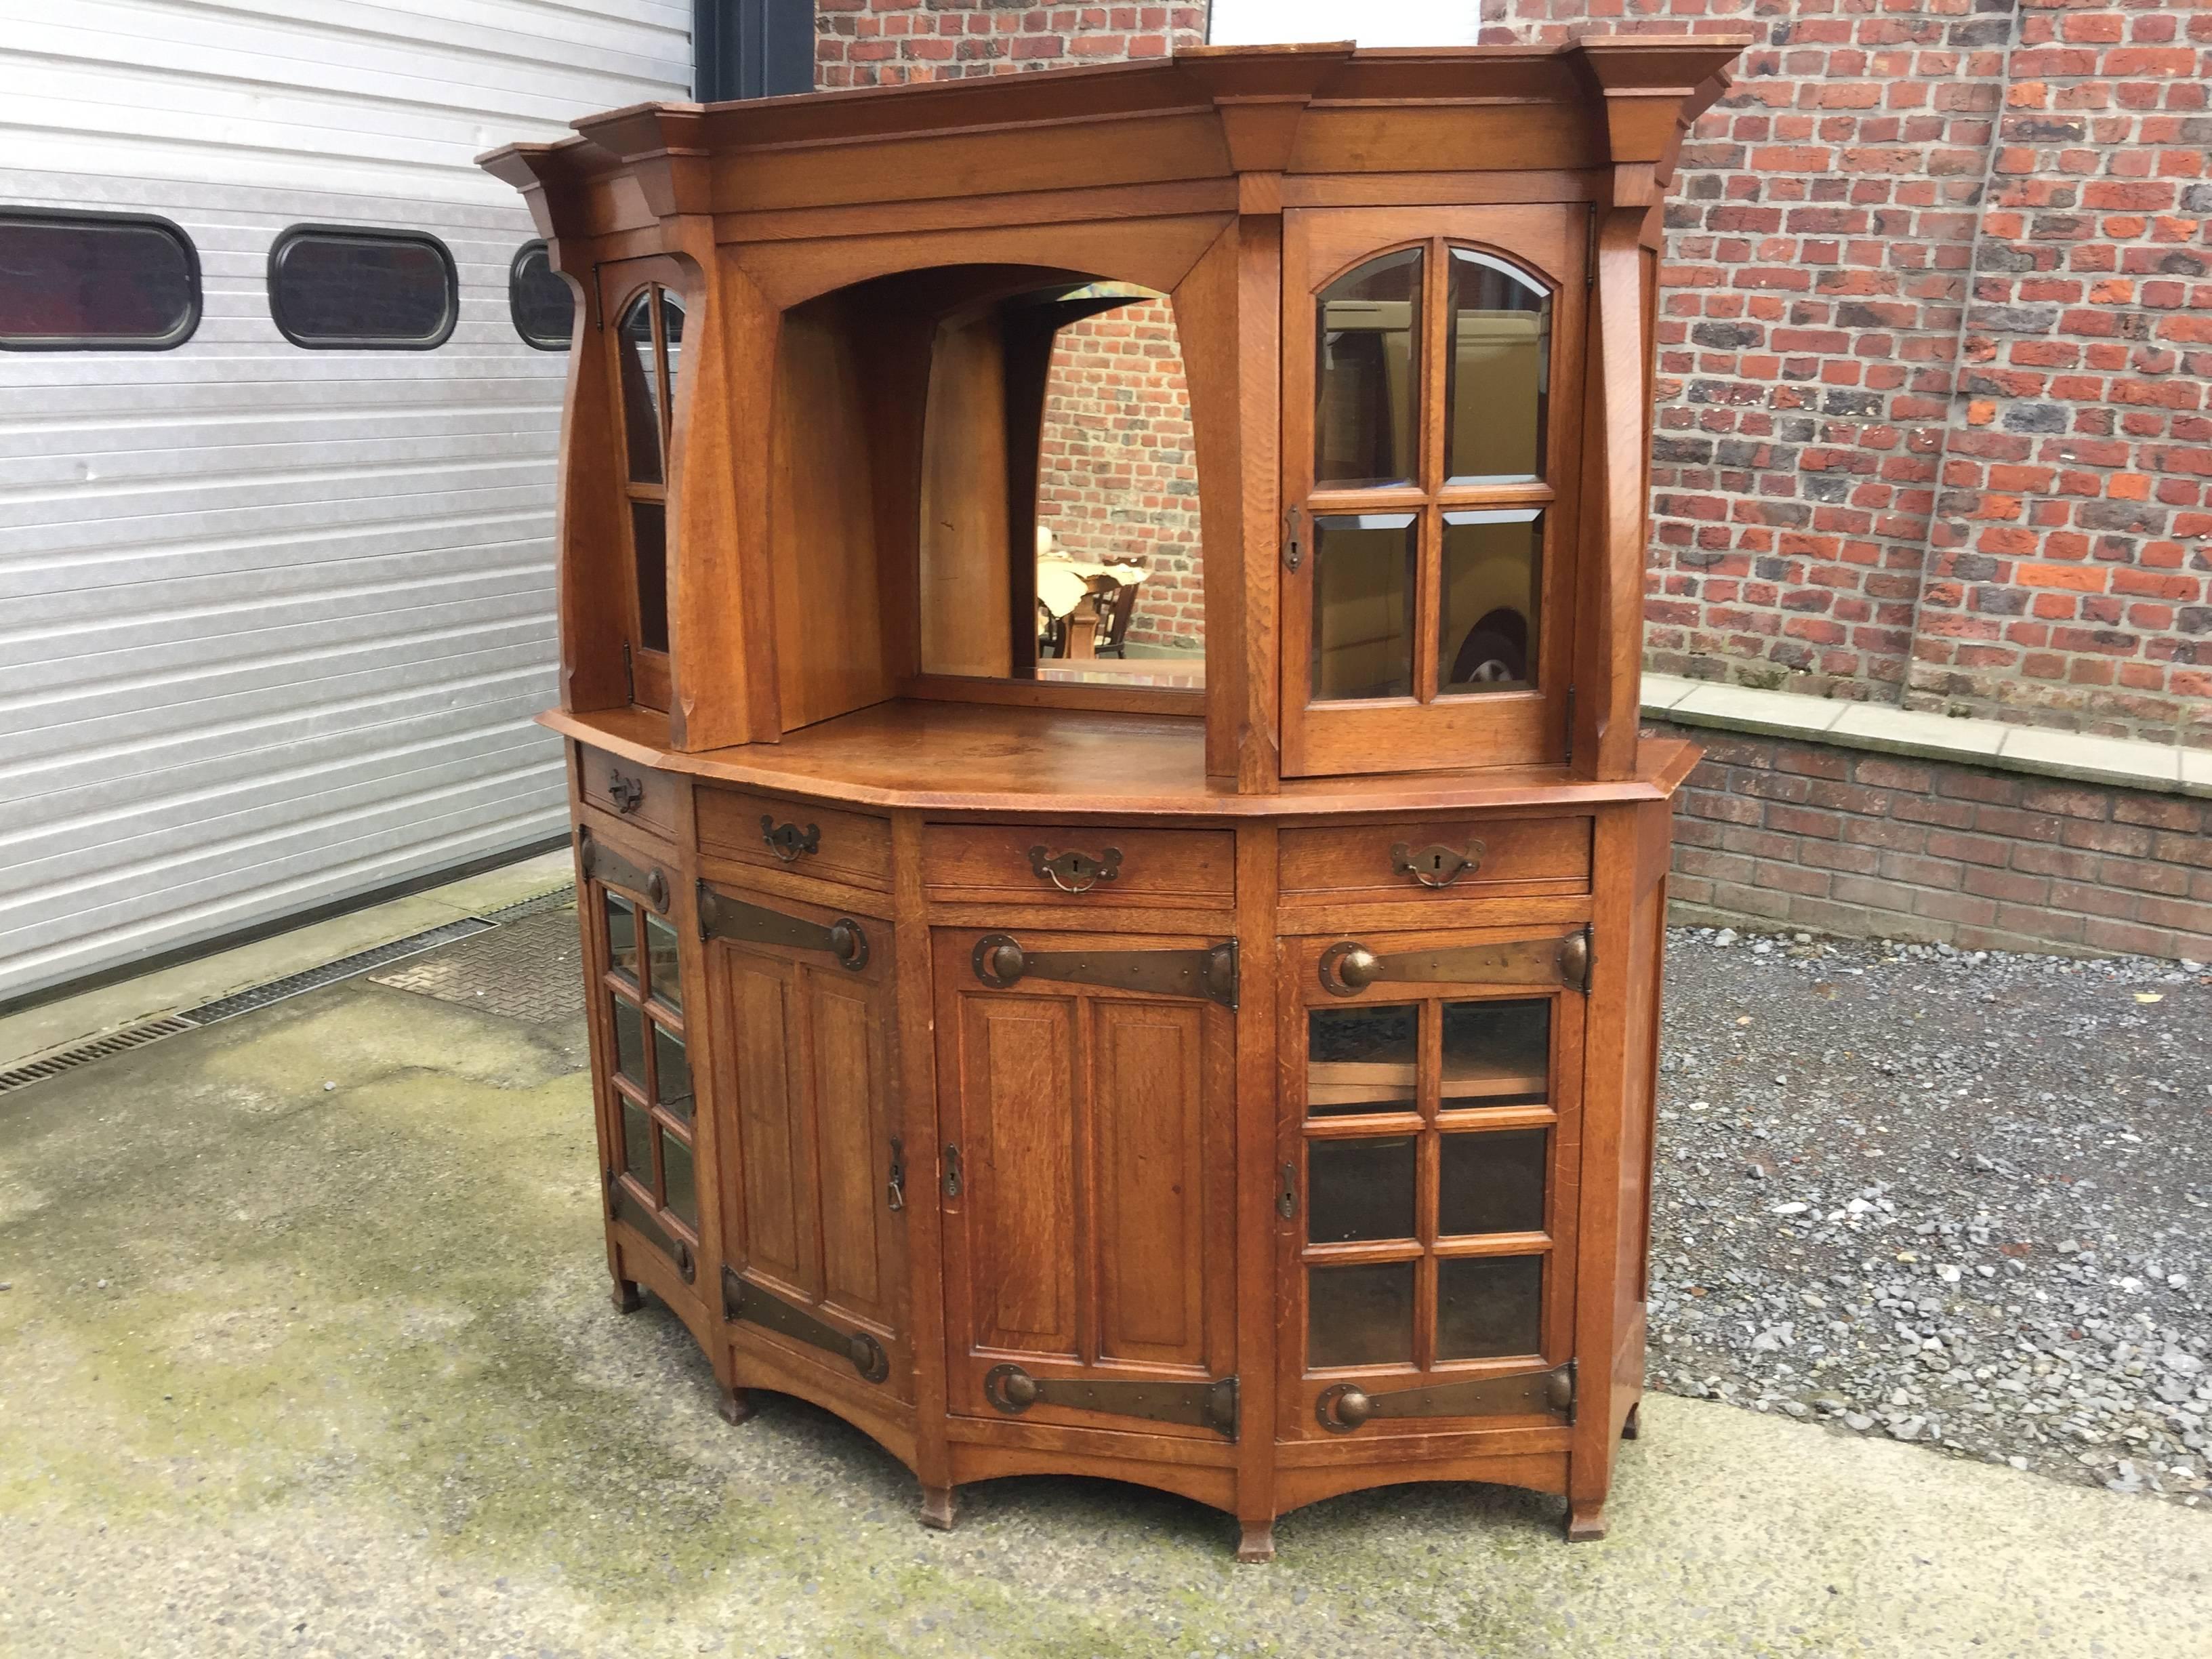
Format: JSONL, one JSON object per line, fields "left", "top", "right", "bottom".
{"left": 1315, "top": 248, "right": 1421, "bottom": 489}
{"left": 621, "top": 1098, "right": 653, "bottom": 1187}
{"left": 617, "top": 291, "right": 661, "bottom": 484}
{"left": 643, "top": 912, "right": 682, "bottom": 1010}
{"left": 1309, "top": 1261, "right": 1414, "bottom": 1369}
{"left": 1308, "top": 1136, "right": 1416, "bottom": 1243}
{"left": 1436, "top": 1255, "right": 1544, "bottom": 1360}
{"left": 508, "top": 241, "right": 571, "bottom": 349}
{"left": 0, "top": 211, "right": 199, "bottom": 348}
{"left": 631, "top": 500, "right": 669, "bottom": 654}
{"left": 1446, "top": 250, "right": 1550, "bottom": 483}
{"left": 1311, "top": 514, "right": 1415, "bottom": 701}
{"left": 269, "top": 228, "right": 453, "bottom": 347}
{"left": 660, "top": 1127, "right": 697, "bottom": 1229}
{"left": 1440, "top": 510, "right": 1541, "bottom": 695}
{"left": 1440, "top": 998, "right": 1550, "bottom": 1110}
{"left": 1307, "top": 1004, "right": 1418, "bottom": 1118}
{"left": 658, "top": 290, "right": 685, "bottom": 404}
{"left": 611, "top": 996, "right": 646, "bottom": 1085}
{"left": 602, "top": 891, "right": 639, "bottom": 983}
{"left": 653, "top": 1025, "right": 693, "bottom": 1122}
{"left": 1439, "top": 1129, "right": 1549, "bottom": 1235}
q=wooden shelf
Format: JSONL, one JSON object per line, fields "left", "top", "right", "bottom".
{"left": 546, "top": 699, "right": 1697, "bottom": 819}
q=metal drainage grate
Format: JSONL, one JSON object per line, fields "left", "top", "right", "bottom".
{"left": 477, "top": 883, "right": 576, "bottom": 924}
{"left": 0, "top": 1016, "right": 199, "bottom": 1096}
{"left": 179, "top": 918, "right": 495, "bottom": 1025}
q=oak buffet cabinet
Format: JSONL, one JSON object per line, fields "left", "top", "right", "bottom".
{"left": 484, "top": 35, "right": 1740, "bottom": 1558}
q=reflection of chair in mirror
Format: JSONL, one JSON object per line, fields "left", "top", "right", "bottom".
{"left": 1450, "top": 607, "right": 1529, "bottom": 686}
{"left": 1090, "top": 573, "right": 1139, "bottom": 657}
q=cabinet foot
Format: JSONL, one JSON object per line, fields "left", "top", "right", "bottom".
{"left": 1564, "top": 1499, "right": 1607, "bottom": 1542}
{"left": 1622, "top": 1401, "right": 1641, "bottom": 1441}
{"left": 718, "top": 1385, "right": 756, "bottom": 1426}
{"left": 612, "top": 1277, "right": 644, "bottom": 1314}
{"left": 1235, "top": 1521, "right": 1276, "bottom": 1563}
{"left": 919, "top": 1485, "right": 959, "bottom": 1532}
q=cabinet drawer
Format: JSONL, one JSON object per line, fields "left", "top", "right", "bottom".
{"left": 579, "top": 745, "right": 677, "bottom": 835}
{"left": 922, "top": 823, "right": 1233, "bottom": 909}
{"left": 1280, "top": 815, "right": 1591, "bottom": 902}
{"left": 697, "top": 787, "right": 890, "bottom": 890}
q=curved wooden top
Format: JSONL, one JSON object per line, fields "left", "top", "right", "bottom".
{"left": 546, "top": 702, "right": 1698, "bottom": 820}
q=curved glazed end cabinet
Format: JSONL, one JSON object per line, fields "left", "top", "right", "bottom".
{"left": 483, "top": 36, "right": 1742, "bottom": 1558}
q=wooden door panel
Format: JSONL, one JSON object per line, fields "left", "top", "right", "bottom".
{"left": 960, "top": 993, "right": 1081, "bottom": 1357}
{"left": 807, "top": 966, "right": 893, "bottom": 1324}
{"left": 729, "top": 953, "right": 812, "bottom": 1290}
{"left": 1092, "top": 1001, "right": 1208, "bottom": 1367}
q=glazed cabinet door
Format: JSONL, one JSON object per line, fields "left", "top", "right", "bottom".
{"left": 706, "top": 881, "right": 910, "bottom": 1397}
{"left": 934, "top": 928, "right": 1238, "bottom": 1439}
{"left": 1281, "top": 206, "right": 1586, "bottom": 777}
{"left": 1277, "top": 925, "right": 1589, "bottom": 1441}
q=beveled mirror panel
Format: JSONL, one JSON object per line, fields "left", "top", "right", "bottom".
{"left": 1311, "top": 513, "right": 1416, "bottom": 701}
{"left": 1314, "top": 248, "right": 1421, "bottom": 489}
{"left": 1445, "top": 250, "right": 1549, "bottom": 485}
{"left": 1440, "top": 509, "right": 1542, "bottom": 697}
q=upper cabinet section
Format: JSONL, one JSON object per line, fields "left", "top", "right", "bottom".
{"left": 482, "top": 37, "right": 1744, "bottom": 786}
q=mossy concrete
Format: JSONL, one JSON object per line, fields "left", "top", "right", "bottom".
{"left": 3, "top": 972, "right": 2207, "bottom": 1657}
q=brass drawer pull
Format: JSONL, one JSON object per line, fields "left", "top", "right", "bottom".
{"left": 1027, "top": 844, "right": 1121, "bottom": 894}
{"left": 760, "top": 815, "right": 821, "bottom": 863}
{"left": 1319, "top": 929, "right": 1592, "bottom": 996}
{"left": 1392, "top": 839, "right": 1484, "bottom": 888}
{"left": 1316, "top": 1364, "right": 1572, "bottom": 1433}
{"left": 607, "top": 768, "right": 645, "bottom": 815}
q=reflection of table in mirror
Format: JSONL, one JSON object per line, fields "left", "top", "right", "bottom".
{"left": 1036, "top": 557, "right": 1146, "bottom": 659}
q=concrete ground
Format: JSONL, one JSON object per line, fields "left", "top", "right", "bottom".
{"left": 3, "top": 872, "right": 2209, "bottom": 1658}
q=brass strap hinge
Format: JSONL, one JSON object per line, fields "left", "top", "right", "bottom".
{"left": 579, "top": 828, "right": 668, "bottom": 913}
{"left": 608, "top": 1172, "right": 693, "bottom": 1284}
{"left": 1319, "top": 928, "right": 1591, "bottom": 997}
{"left": 985, "top": 1364, "right": 1238, "bottom": 1439}
{"left": 1317, "top": 1361, "right": 1573, "bottom": 1433}
{"left": 972, "top": 933, "right": 1238, "bottom": 1009}
{"left": 722, "top": 1267, "right": 890, "bottom": 1384}
{"left": 698, "top": 882, "right": 869, "bottom": 971}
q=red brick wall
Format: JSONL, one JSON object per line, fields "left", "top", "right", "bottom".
{"left": 819, "top": 0, "right": 2212, "bottom": 746}
{"left": 817, "top": 2, "right": 1206, "bottom": 85}
{"left": 1654, "top": 718, "right": 2212, "bottom": 961}
{"left": 1036, "top": 300, "right": 1207, "bottom": 649}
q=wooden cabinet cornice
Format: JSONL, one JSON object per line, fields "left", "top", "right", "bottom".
{"left": 487, "top": 35, "right": 1742, "bottom": 1559}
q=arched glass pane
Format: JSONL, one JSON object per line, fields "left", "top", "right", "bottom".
{"left": 1446, "top": 250, "right": 1549, "bottom": 484}
{"left": 1314, "top": 248, "right": 1421, "bottom": 489}
{"left": 657, "top": 289, "right": 685, "bottom": 393}
{"left": 508, "top": 241, "right": 571, "bottom": 349}
{"left": 617, "top": 290, "right": 661, "bottom": 485}
{"left": 1439, "top": 508, "right": 1542, "bottom": 696}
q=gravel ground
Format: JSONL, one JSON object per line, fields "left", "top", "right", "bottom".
{"left": 1648, "top": 925, "right": 2212, "bottom": 1505}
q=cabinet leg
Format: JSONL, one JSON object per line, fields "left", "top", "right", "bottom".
{"left": 718, "top": 1385, "right": 755, "bottom": 1426}
{"left": 1564, "top": 1498, "right": 1607, "bottom": 1542}
{"left": 612, "top": 1277, "right": 644, "bottom": 1314}
{"left": 918, "top": 1484, "right": 959, "bottom": 1532}
{"left": 1622, "top": 1401, "right": 1641, "bottom": 1441}
{"left": 1235, "top": 1520, "right": 1276, "bottom": 1564}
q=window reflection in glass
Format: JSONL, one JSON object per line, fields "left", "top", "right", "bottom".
{"left": 617, "top": 291, "right": 661, "bottom": 485}
{"left": 1439, "top": 998, "right": 1550, "bottom": 1111}
{"left": 1435, "top": 1254, "right": 1543, "bottom": 1360}
{"left": 0, "top": 211, "right": 200, "bottom": 349}
{"left": 269, "top": 228, "right": 454, "bottom": 348}
{"left": 1439, "top": 509, "right": 1541, "bottom": 696}
{"left": 1309, "top": 1261, "right": 1415, "bottom": 1369}
{"left": 653, "top": 1025, "right": 693, "bottom": 1122}
{"left": 644, "top": 912, "right": 682, "bottom": 1010}
{"left": 1311, "top": 513, "right": 1416, "bottom": 701}
{"left": 1315, "top": 248, "right": 1421, "bottom": 489}
{"left": 1308, "top": 1136, "right": 1417, "bottom": 1244}
{"left": 1438, "top": 1129, "right": 1549, "bottom": 1235}
{"left": 1307, "top": 1003, "right": 1418, "bottom": 1118}
{"left": 1445, "top": 250, "right": 1549, "bottom": 485}
{"left": 603, "top": 891, "right": 639, "bottom": 983}
{"left": 508, "top": 241, "right": 571, "bottom": 349}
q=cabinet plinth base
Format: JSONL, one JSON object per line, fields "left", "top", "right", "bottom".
{"left": 919, "top": 1484, "right": 960, "bottom": 1532}
{"left": 718, "top": 1385, "right": 756, "bottom": 1426}
{"left": 612, "top": 1278, "right": 643, "bottom": 1315}
{"left": 1564, "top": 1499, "right": 1607, "bottom": 1542}
{"left": 1236, "top": 1521, "right": 1275, "bottom": 1563}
